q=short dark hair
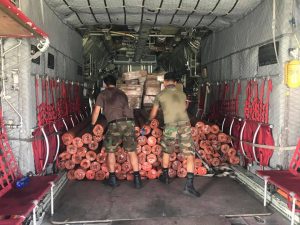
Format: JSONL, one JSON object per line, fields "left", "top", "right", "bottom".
{"left": 164, "top": 72, "right": 177, "bottom": 82}
{"left": 103, "top": 75, "right": 116, "bottom": 86}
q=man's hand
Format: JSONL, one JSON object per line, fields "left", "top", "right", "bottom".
{"left": 140, "top": 119, "right": 150, "bottom": 136}
{"left": 149, "top": 105, "right": 159, "bottom": 121}
{"left": 87, "top": 124, "right": 94, "bottom": 134}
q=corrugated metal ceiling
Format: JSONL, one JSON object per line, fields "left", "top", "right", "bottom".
{"left": 44, "top": 0, "right": 262, "bottom": 30}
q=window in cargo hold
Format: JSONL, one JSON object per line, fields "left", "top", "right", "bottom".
{"left": 258, "top": 42, "right": 279, "bottom": 66}
{"left": 48, "top": 53, "right": 55, "bottom": 69}
{"left": 78, "top": 65, "right": 83, "bottom": 76}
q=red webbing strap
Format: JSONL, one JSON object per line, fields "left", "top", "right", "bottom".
{"left": 208, "top": 85, "right": 215, "bottom": 120}
{"left": 63, "top": 81, "right": 69, "bottom": 117}
{"left": 50, "top": 79, "right": 55, "bottom": 107}
{"left": 67, "top": 82, "right": 71, "bottom": 113}
{"left": 46, "top": 79, "right": 56, "bottom": 123}
{"left": 264, "top": 79, "right": 272, "bottom": 123}
{"left": 45, "top": 79, "right": 50, "bottom": 124}
{"left": 230, "top": 81, "right": 235, "bottom": 115}
{"left": 216, "top": 83, "right": 221, "bottom": 116}
{"left": 41, "top": 78, "right": 47, "bottom": 125}
{"left": 208, "top": 84, "right": 218, "bottom": 121}
{"left": 235, "top": 82, "right": 241, "bottom": 116}
{"left": 36, "top": 77, "right": 49, "bottom": 126}
{"left": 217, "top": 82, "right": 222, "bottom": 113}
{"left": 44, "top": 79, "right": 49, "bottom": 107}
{"left": 32, "top": 128, "right": 44, "bottom": 174}
{"left": 56, "top": 81, "right": 62, "bottom": 118}
{"left": 222, "top": 82, "right": 230, "bottom": 114}
{"left": 75, "top": 83, "right": 81, "bottom": 113}
{"left": 244, "top": 80, "right": 252, "bottom": 119}
{"left": 35, "top": 77, "right": 42, "bottom": 127}
{"left": 251, "top": 80, "right": 259, "bottom": 121}
{"left": 256, "top": 125, "right": 274, "bottom": 166}
{"left": 224, "top": 82, "right": 230, "bottom": 113}
{"left": 50, "top": 79, "right": 57, "bottom": 118}
{"left": 259, "top": 79, "right": 266, "bottom": 122}
{"left": 58, "top": 81, "right": 68, "bottom": 118}
{"left": 68, "top": 82, "right": 73, "bottom": 114}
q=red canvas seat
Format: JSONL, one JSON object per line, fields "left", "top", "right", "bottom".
{"left": 0, "top": 175, "right": 57, "bottom": 217}
{"left": 257, "top": 139, "right": 300, "bottom": 225}
{"left": 256, "top": 170, "right": 300, "bottom": 200}
{"left": 0, "top": 218, "right": 24, "bottom": 225}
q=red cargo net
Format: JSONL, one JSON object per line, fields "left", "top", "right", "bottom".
{"left": 0, "top": 108, "right": 22, "bottom": 197}
{"left": 35, "top": 77, "right": 57, "bottom": 126}
{"left": 208, "top": 81, "right": 241, "bottom": 122}
{"left": 244, "top": 79, "right": 272, "bottom": 123}
{"left": 33, "top": 77, "right": 85, "bottom": 174}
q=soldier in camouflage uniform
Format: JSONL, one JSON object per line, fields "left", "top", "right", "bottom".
{"left": 90, "top": 75, "right": 142, "bottom": 188}
{"left": 149, "top": 72, "right": 200, "bottom": 197}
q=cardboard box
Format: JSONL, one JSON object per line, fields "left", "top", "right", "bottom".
{"left": 145, "top": 80, "right": 161, "bottom": 95}
{"left": 117, "top": 84, "right": 143, "bottom": 96}
{"left": 143, "top": 95, "right": 156, "bottom": 106}
{"left": 128, "top": 96, "right": 142, "bottom": 109}
{"left": 145, "top": 85, "right": 161, "bottom": 96}
{"left": 125, "top": 79, "right": 139, "bottom": 85}
{"left": 122, "top": 70, "right": 147, "bottom": 81}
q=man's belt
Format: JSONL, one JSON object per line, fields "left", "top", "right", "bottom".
{"left": 109, "top": 117, "right": 134, "bottom": 124}
{"left": 165, "top": 121, "right": 190, "bottom": 126}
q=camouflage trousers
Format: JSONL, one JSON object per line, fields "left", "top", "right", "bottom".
{"left": 161, "top": 121, "right": 195, "bottom": 156}
{"left": 103, "top": 120, "right": 137, "bottom": 153}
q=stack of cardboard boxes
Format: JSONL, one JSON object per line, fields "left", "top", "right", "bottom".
{"left": 143, "top": 74, "right": 163, "bottom": 107}
{"left": 117, "top": 70, "right": 147, "bottom": 109}
{"left": 118, "top": 70, "right": 165, "bottom": 109}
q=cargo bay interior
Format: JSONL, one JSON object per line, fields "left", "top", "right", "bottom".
{"left": 1, "top": 0, "right": 300, "bottom": 225}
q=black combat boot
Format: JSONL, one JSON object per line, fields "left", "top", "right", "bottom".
{"left": 107, "top": 172, "right": 119, "bottom": 187}
{"left": 133, "top": 171, "right": 142, "bottom": 189}
{"left": 158, "top": 168, "right": 170, "bottom": 184}
{"left": 183, "top": 172, "right": 200, "bottom": 197}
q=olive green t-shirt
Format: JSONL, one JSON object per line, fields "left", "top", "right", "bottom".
{"left": 153, "top": 85, "right": 189, "bottom": 124}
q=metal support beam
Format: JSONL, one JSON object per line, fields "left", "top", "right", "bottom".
{"left": 133, "top": 26, "right": 150, "bottom": 62}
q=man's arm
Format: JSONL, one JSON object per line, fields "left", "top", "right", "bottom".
{"left": 91, "top": 105, "right": 101, "bottom": 125}
{"left": 149, "top": 104, "right": 159, "bottom": 121}
{"left": 186, "top": 100, "right": 190, "bottom": 109}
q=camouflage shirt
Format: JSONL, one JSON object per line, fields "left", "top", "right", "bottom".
{"left": 153, "top": 85, "right": 189, "bottom": 125}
